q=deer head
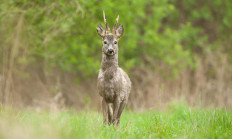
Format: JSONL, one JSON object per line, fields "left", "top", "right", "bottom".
{"left": 96, "top": 11, "right": 124, "bottom": 56}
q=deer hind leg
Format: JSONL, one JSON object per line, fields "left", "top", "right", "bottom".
{"left": 102, "top": 98, "right": 108, "bottom": 124}
{"left": 115, "top": 100, "right": 127, "bottom": 126}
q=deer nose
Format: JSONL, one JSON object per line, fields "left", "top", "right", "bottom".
{"left": 107, "top": 49, "right": 114, "bottom": 54}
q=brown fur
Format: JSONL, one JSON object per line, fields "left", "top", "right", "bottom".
{"left": 96, "top": 12, "right": 131, "bottom": 126}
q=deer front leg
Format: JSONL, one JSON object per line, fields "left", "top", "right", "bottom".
{"left": 115, "top": 100, "right": 127, "bottom": 126}
{"left": 112, "top": 97, "right": 121, "bottom": 125}
{"left": 108, "top": 104, "right": 113, "bottom": 124}
{"left": 102, "top": 98, "right": 108, "bottom": 124}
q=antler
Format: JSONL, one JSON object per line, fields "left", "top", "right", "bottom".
{"left": 103, "top": 11, "right": 110, "bottom": 34}
{"left": 112, "top": 15, "right": 119, "bottom": 34}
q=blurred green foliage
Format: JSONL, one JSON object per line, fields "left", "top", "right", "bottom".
{"left": 0, "top": 0, "right": 231, "bottom": 77}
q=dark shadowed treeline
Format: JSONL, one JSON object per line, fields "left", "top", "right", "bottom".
{"left": 0, "top": 0, "right": 231, "bottom": 110}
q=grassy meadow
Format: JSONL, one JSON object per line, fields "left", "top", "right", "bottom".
{"left": 0, "top": 103, "right": 231, "bottom": 139}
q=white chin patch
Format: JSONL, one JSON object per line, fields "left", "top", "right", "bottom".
{"left": 107, "top": 52, "right": 114, "bottom": 56}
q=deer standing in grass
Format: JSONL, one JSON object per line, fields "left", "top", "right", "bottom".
{"left": 97, "top": 12, "right": 131, "bottom": 126}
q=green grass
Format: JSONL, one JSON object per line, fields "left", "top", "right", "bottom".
{"left": 0, "top": 103, "right": 231, "bottom": 139}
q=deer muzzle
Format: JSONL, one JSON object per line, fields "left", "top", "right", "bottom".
{"left": 107, "top": 49, "right": 114, "bottom": 55}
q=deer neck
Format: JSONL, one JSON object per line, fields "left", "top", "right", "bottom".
{"left": 101, "top": 53, "right": 118, "bottom": 80}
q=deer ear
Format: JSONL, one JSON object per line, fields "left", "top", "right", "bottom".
{"left": 96, "top": 24, "right": 106, "bottom": 37}
{"left": 115, "top": 24, "right": 124, "bottom": 38}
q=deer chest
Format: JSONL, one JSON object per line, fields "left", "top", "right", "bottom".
{"left": 97, "top": 75, "right": 122, "bottom": 103}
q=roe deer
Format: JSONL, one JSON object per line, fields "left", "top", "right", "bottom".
{"left": 96, "top": 11, "right": 131, "bottom": 126}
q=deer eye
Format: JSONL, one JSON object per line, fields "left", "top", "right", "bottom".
{"left": 114, "top": 41, "right": 117, "bottom": 44}
{"left": 104, "top": 41, "right": 107, "bottom": 44}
